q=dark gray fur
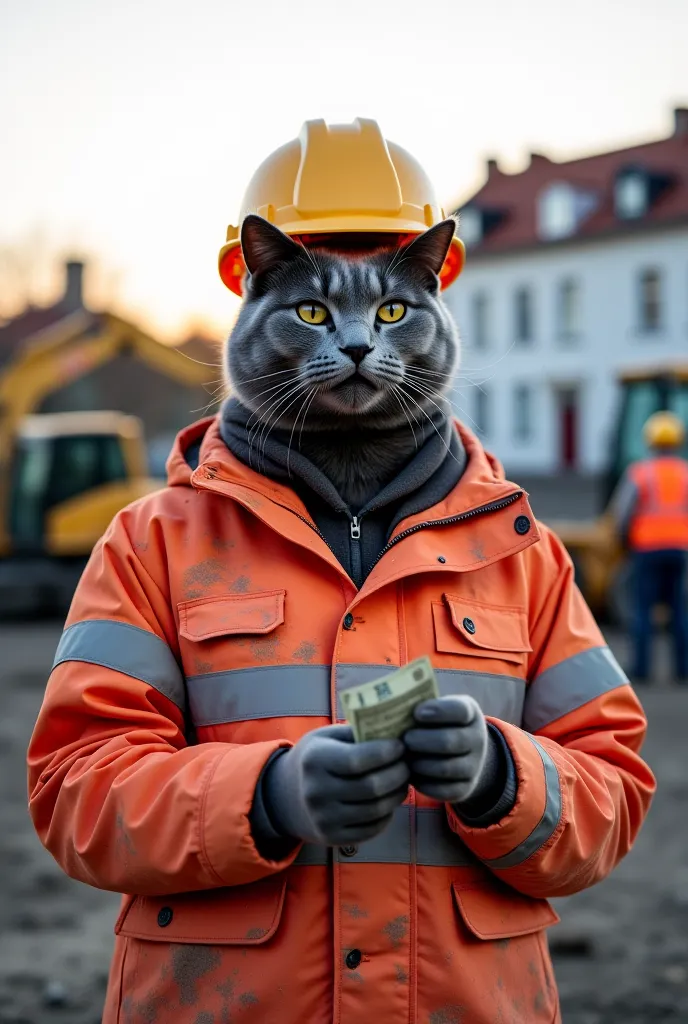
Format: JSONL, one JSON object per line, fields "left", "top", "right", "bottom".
{"left": 224, "top": 216, "right": 460, "bottom": 508}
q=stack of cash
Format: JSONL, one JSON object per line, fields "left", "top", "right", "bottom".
{"left": 341, "top": 656, "right": 439, "bottom": 742}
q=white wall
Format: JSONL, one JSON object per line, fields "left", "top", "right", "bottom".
{"left": 443, "top": 227, "right": 688, "bottom": 474}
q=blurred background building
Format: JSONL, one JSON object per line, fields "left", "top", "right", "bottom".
{"left": 446, "top": 106, "right": 688, "bottom": 506}
{"left": 0, "top": 259, "right": 220, "bottom": 476}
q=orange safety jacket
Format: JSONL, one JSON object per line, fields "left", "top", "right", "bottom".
{"left": 28, "top": 417, "right": 655, "bottom": 1024}
{"left": 627, "top": 456, "right": 688, "bottom": 551}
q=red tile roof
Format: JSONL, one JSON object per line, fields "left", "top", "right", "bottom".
{"left": 0, "top": 304, "right": 73, "bottom": 368}
{"left": 454, "top": 110, "right": 688, "bottom": 256}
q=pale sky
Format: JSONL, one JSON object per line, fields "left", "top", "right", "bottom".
{"left": 1, "top": 0, "right": 687, "bottom": 341}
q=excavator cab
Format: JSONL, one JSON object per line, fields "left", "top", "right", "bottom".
{"left": 1, "top": 412, "right": 158, "bottom": 613}
{"left": 604, "top": 368, "right": 688, "bottom": 506}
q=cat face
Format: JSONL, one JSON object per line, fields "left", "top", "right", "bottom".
{"left": 225, "top": 216, "right": 460, "bottom": 433}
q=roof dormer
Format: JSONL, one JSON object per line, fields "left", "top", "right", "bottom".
{"left": 537, "top": 183, "right": 597, "bottom": 241}
{"left": 457, "top": 204, "right": 506, "bottom": 249}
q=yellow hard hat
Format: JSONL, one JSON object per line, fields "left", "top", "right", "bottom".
{"left": 219, "top": 118, "right": 466, "bottom": 297}
{"left": 643, "top": 411, "right": 685, "bottom": 448}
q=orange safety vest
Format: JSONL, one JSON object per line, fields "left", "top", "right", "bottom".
{"left": 27, "top": 417, "right": 655, "bottom": 1024}
{"left": 628, "top": 456, "right": 688, "bottom": 551}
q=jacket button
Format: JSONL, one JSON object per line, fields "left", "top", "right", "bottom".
{"left": 345, "top": 949, "right": 362, "bottom": 970}
{"left": 514, "top": 515, "right": 531, "bottom": 535}
{"left": 157, "top": 907, "right": 173, "bottom": 927}
{"left": 343, "top": 613, "right": 354, "bottom": 630}
{"left": 462, "top": 617, "right": 476, "bottom": 635}
{"left": 339, "top": 844, "right": 358, "bottom": 857}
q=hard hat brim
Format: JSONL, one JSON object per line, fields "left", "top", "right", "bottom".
{"left": 219, "top": 232, "right": 465, "bottom": 297}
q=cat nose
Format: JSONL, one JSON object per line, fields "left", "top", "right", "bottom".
{"left": 340, "top": 341, "right": 374, "bottom": 366}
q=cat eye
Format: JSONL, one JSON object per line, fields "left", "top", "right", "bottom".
{"left": 377, "top": 301, "right": 406, "bottom": 323}
{"left": 297, "top": 302, "right": 329, "bottom": 325}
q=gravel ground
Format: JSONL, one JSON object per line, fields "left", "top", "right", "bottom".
{"left": 0, "top": 619, "right": 686, "bottom": 1023}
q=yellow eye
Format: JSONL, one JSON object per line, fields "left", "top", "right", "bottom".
{"left": 377, "top": 301, "right": 406, "bottom": 323}
{"left": 297, "top": 302, "right": 328, "bottom": 325}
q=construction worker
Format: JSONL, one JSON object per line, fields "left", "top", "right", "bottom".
{"left": 27, "top": 119, "right": 654, "bottom": 1023}
{"left": 612, "top": 409, "right": 688, "bottom": 682}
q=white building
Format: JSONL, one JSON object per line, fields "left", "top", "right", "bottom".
{"left": 444, "top": 107, "right": 688, "bottom": 478}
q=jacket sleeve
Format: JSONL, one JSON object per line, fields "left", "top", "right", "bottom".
{"left": 27, "top": 504, "right": 300, "bottom": 896}
{"left": 447, "top": 524, "right": 655, "bottom": 898}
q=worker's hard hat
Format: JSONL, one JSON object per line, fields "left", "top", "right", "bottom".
{"left": 643, "top": 411, "right": 685, "bottom": 449}
{"left": 219, "top": 118, "right": 466, "bottom": 297}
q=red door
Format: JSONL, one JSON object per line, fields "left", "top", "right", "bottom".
{"left": 559, "top": 388, "right": 579, "bottom": 470}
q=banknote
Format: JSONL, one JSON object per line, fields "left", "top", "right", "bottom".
{"left": 341, "top": 656, "right": 439, "bottom": 743}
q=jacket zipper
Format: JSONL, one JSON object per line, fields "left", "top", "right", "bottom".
{"left": 197, "top": 472, "right": 523, "bottom": 576}
{"left": 367, "top": 491, "right": 524, "bottom": 573}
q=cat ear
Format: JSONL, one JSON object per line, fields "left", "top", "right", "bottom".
{"left": 241, "top": 215, "right": 302, "bottom": 277}
{"left": 401, "top": 219, "right": 457, "bottom": 277}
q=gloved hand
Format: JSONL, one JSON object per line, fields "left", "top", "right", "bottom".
{"left": 403, "top": 696, "right": 498, "bottom": 807}
{"left": 257, "top": 725, "right": 410, "bottom": 847}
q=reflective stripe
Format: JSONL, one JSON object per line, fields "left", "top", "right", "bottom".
{"left": 483, "top": 736, "right": 561, "bottom": 869}
{"left": 524, "top": 646, "right": 629, "bottom": 733}
{"left": 53, "top": 620, "right": 186, "bottom": 711}
{"left": 187, "top": 663, "right": 526, "bottom": 727}
{"left": 293, "top": 806, "right": 477, "bottom": 867}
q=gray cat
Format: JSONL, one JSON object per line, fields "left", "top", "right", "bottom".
{"left": 224, "top": 215, "right": 460, "bottom": 509}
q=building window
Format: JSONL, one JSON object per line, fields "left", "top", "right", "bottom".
{"left": 471, "top": 292, "right": 490, "bottom": 348}
{"left": 615, "top": 172, "right": 648, "bottom": 220}
{"left": 514, "top": 384, "right": 533, "bottom": 442}
{"left": 473, "top": 386, "right": 490, "bottom": 438}
{"left": 538, "top": 183, "right": 598, "bottom": 241}
{"left": 557, "top": 278, "right": 581, "bottom": 340}
{"left": 638, "top": 268, "right": 662, "bottom": 332}
{"left": 459, "top": 207, "right": 482, "bottom": 247}
{"left": 538, "top": 184, "right": 576, "bottom": 240}
{"left": 514, "top": 287, "right": 534, "bottom": 343}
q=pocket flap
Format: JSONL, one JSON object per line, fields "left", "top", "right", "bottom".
{"left": 116, "top": 875, "right": 287, "bottom": 945}
{"left": 178, "top": 590, "right": 285, "bottom": 641}
{"left": 436, "top": 594, "right": 532, "bottom": 659}
{"left": 453, "top": 882, "right": 560, "bottom": 940}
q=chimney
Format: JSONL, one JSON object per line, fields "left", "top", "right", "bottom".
{"left": 63, "top": 260, "right": 84, "bottom": 311}
{"left": 673, "top": 107, "right": 688, "bottom": 138}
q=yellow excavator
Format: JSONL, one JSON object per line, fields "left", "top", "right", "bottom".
{"left": 0, "top": 311, "right": 213, "bottom": 613}
{"left": 552, "top": 362, "right": 688, "bottom": 623}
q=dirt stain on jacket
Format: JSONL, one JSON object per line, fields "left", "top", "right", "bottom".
{"left": 429, "top": 1006, "right": 465, "bottom": 1024}
{"left": 249, "top": 636, "right": 280, "bottom": 661}
{"left": 382, "top": 915, "right": 409, "bottom": 949}
{"left": 171, "top": 945, "right": 222, "bottom": 1005}
{"left": 394, "top": 964, "right": 408, "bottom": 984}
{"left": 342, "top": 903, "right": 368, "bottom": 919}
{"left": 292, "top": 640, "right": 317, "bottom": 663}
{"left": 183, "top": 559, "right": 228, "bottom": 599}
{"left": 229, "top": 575, "right": 251, "bottom": 594}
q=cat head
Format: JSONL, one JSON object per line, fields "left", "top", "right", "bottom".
{"left": 225, "top": 215, "right": 460, "bottom": 433}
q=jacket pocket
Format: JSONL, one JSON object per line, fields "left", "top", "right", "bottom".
{"left": 178, "top": 590, "right": 286, "bottom": 641}
{"left": 450, "top": 881, "right": 560, "bottom": 1022}
{"left": 452, "top": 881, "right": 559, "bottom": 940}
{"left": 115, "top": 874, "right": 287, "bottom": 945}
{"left": 433, "top": 594, "right": 532, "bottom": 665}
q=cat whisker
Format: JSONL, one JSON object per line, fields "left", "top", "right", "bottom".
{"left": 257, "top": 382, "right": 311, "bottom": 469}
{"left": 389, "top": 385, "right": 419, "bottom": 450}
{"left": 399, "top": 386, "right": 464, "bottom": 467}
{"left": 286, "top": 387, "right": 317, "bottom": 477}
{"left": 246, "top": 375, "right": 307, "bottom": 434}
{"left": 234, "top": 366, "right": 301, "bottom": 387}
{"left": 298, "top": 386, "right": 320, "bottom": 452}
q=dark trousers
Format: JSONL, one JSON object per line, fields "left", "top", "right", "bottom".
{"left": 632, "top": 549, "right": 688, "bottom": 680}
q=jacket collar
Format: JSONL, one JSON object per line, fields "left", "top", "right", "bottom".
{"left": 168, "top": 416, "right": 539, "bottom": 596}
